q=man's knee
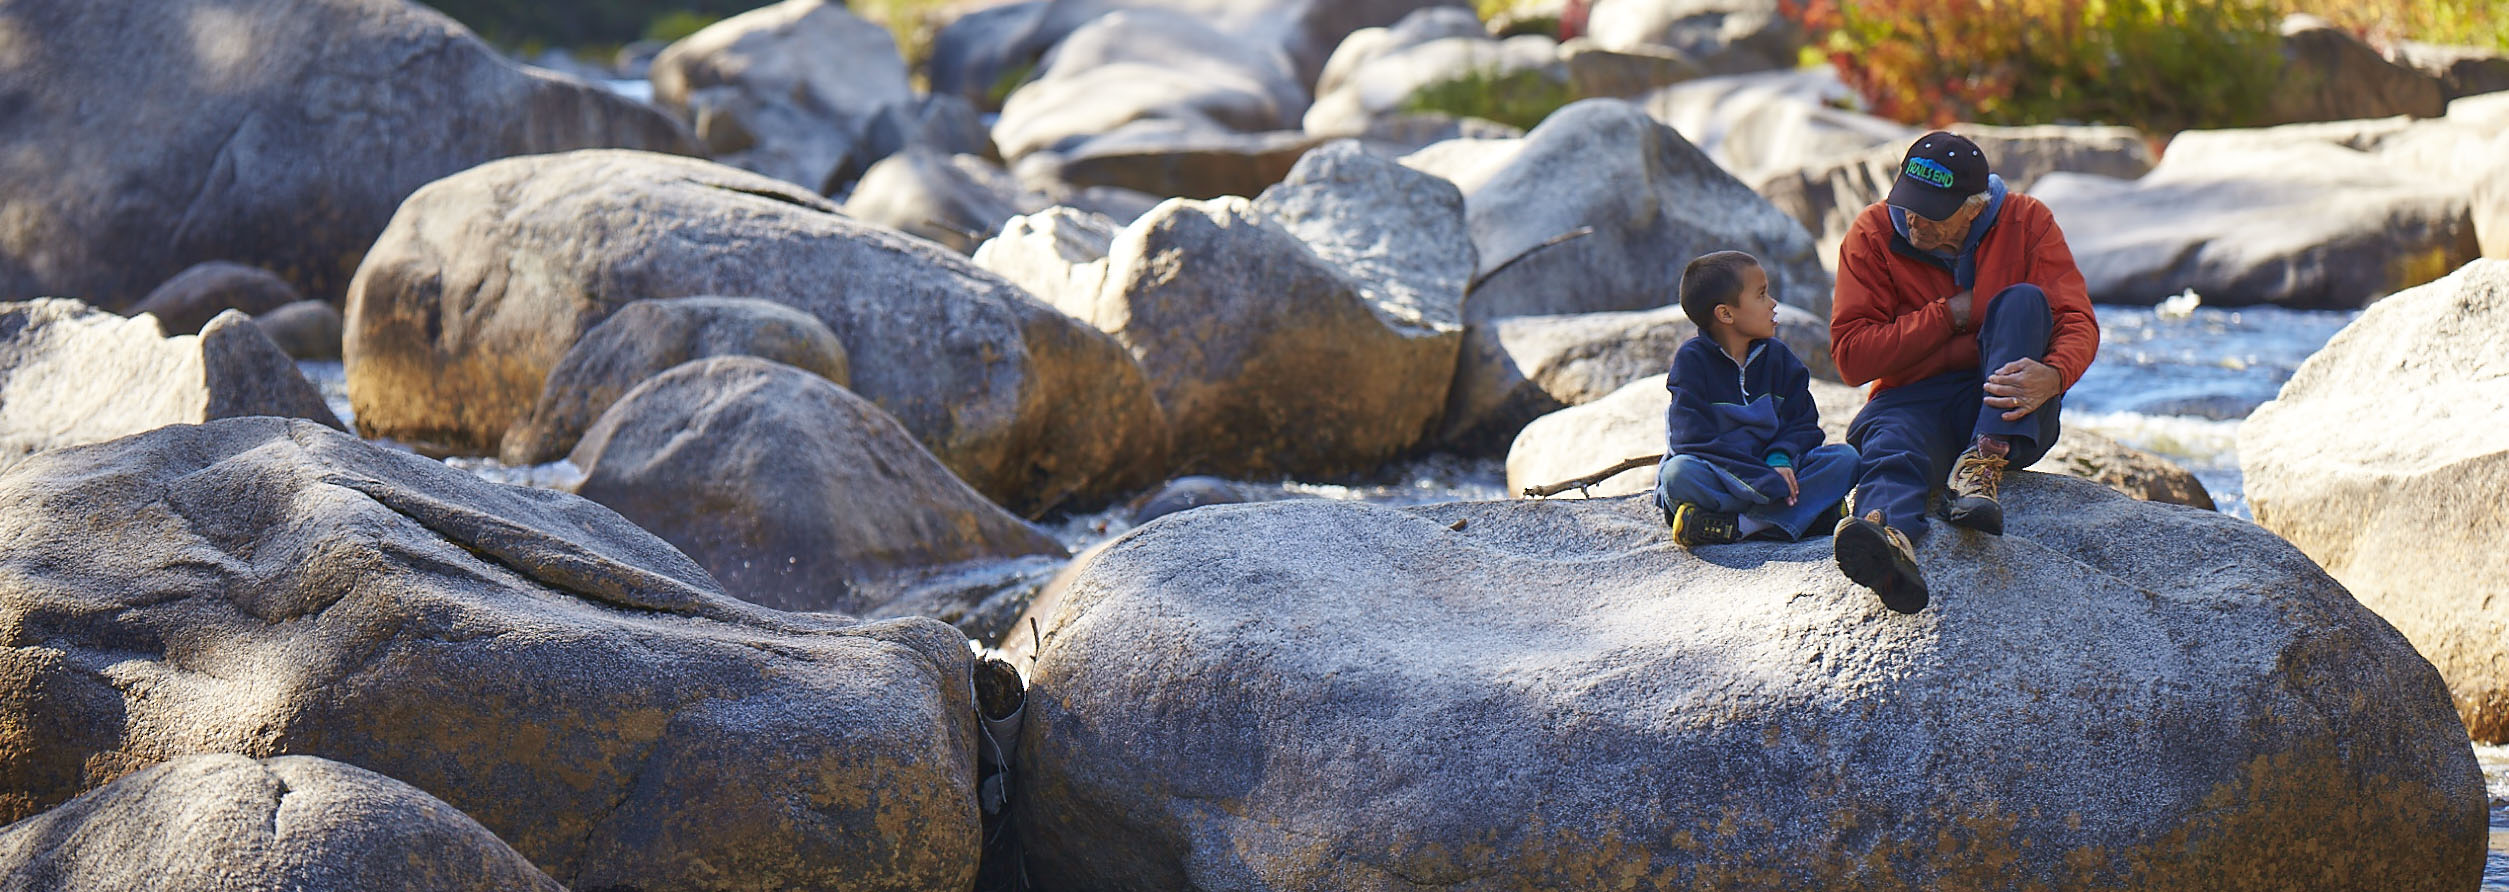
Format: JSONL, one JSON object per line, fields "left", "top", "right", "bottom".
{"left": 1985, "top": 283, "right": 2051, "bottom": 326}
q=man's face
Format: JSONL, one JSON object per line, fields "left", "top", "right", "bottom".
{"left": 1903, "top": 199, "right": 1982, "bottom": 253}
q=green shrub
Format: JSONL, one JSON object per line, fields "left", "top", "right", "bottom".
{"left": 1401, "top": 66, "right": 1578, "bottom": 131}
{"left": 1789, "top": 0, "right": 2286, "bottom": 133}
{"left": 2285, "top": 0, "right": 2508, "bottom": 51}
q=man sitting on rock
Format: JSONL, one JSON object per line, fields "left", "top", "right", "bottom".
{"left": 1829, "top": 132, "right": 2101, "bottom": 614}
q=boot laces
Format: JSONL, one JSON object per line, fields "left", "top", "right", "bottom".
{"left": 1952, "top": 451, "right": 2007, "bottom": 501}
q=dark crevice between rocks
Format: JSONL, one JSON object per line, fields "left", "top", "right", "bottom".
{"left": 974, "top": 654, "right": 1029, "bottom": 892}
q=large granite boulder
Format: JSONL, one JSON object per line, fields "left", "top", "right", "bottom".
{"left": 128, "top": 262, "right": 304, "bottom": 336}
{"left": 1441, "top": 301, "right": 1831, "bottom": 453}
{"left": 1011, "top": 479, "right": 2479, "bottom": 889}
{"left": 2263, "top": 14, "right": 2447, "bottom": 126}
{"left": 1756, "top": 124, "right": 2157, "bottom": 273}
{"left": 1640, "top": 68, "right": 1914, "bottom": 185}
{"left": 2241, "top": 259, "right": 2509, "bottom": 740}
{"left": 0, "top": 0, "right": 695, "bottom": 310}
{"left": 501, "top": 296, "right": 851, "bottom": 465}
{"left": 0, "top": 417, "right": 981, "bottom": 891}
{"left": 974, "top": 207, "right": 1125, "bottom": 315}
{"left": 0, "top": 754, "right": 559, "bottom": 892}
{"left": 991, "top": 10, "right": 1308, "bottom": 163}
{"left": 0, "top": 300, "right": 342, "bottom": 470}
{"left": 1253, "top": 141, "right": 1475, "bottom": 348}
{"left": 1018, "top": 124, "right": 1328, "bottom": 202}
{"left": 1081, "top": 195, "right": 1458, "bottom": 477}
{"left": 1401, "top": 98, "right": 1832, "bottom": 321}
{"left": 1507, "top": 373, "right": 2215, "bottom": 510}
{"left": 343, "top": 150, "right": 1166, "bottom": 516}
{"left": 1585, "top": 0, "right": 1803, "bottom": 74}
{"left": 572, "top": 357, "right": 1066, "bottom": 615}
{"left": 2033, "top": 125, "right": 2480, "bottom": 308}
{"left": 1304, "top": 25, "right": 1569, "bottom": 138}
{"left": 843, "top": 149, "right": 1052, "bottom": 254}
{"left": 649, "top": 0, "right": 914, "bottom": 192}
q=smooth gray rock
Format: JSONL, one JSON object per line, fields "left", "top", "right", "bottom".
{"left": 501, "top": 296, "right": 851, "bottom": 465}
{"left": 0, "top": 754, "right": 561, "bottom": 892}
{"left": 0, "top": 300, "right": 342, "bottom": 469}
{"left": 0, "top": 417, "right": 980, "bottom": 891}
{"left": 1640, "top": 68, "right": 1914, "bottom": 184}
{"left": 2033, "top": 126, "right": 2480, "bottom": 307}
{"left": 2264, "top": 14, "right": 2447, "bottom": 125}
{"left": 2241, "top": 259, "right": 2509, "bottom": 740}
{"left": 573, "top": 357, "right": 1065, "bottom": 615}
{"left": 845, "top": 149, "right": 1051, "bottom": 254}
{"left": 1081, "top": 196, "right": 1458, "bottom": 477}
{"left": 1755, "top": 123, "right": 2157, "bottom": 273}
{"left": 1304, "top": 32, "right": 1568, "bottom": 137}
{"left": 1441, "top": 301, "right": 1831, "bottom": 453}
{"left": 0, "top": 0, "right": 696, "bottom": 310}
{"left": 1586, "top": 0, "right": 1803, "bottom": 74}
{"left": 1012, "top": 479, "right": 2478, "bottom": 890}
{"left": 250, "top": 300, "right": 345, "bottom": 361}
{"left": 343, "top": 150, "right": 1166, "bottom": 516}
{"left": 1507, "top": 373, "right": 2215, "bottom": 510}
{"left": 1253, "top": 141, "right": 1473, "bottom": 341}
{"left": 973, "top": 207, "right": 1124, "bottom": 317}
{"left": 1310, "top": 6, "right": 1489, "bottom": 105}
{"left": 129, "top": 262, "right": 303, "bottom": 336}
{"left": 859, "top": 554, "right": 1070, "bottom": 646}
{"left": 928, "top": 1, "right": 1054, "bottom": 110}
{"left": 1558, "top": 37, "right": 1706, "bottom": 100}
{"left": 1026, "top": 124, "right": 1327, "bottom": 201}
{"left": 992, "top": 10, "right": 1307, "bottom": 163}
{"left": 650, "top": 0, "right": 914, "bottom": 191}
{"left": 1401, "top": 98, "right": 1832, "bottom": 321}
{"left": 857, "top": 94, "right": 999, "bottom": 176}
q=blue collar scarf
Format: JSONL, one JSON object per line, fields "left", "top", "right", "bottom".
{"left": 1890, "top": 173, "right": 2007, "bottom": 288}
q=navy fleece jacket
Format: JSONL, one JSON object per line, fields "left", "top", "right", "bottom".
{"left": 1663, "top": 335, "right": 1826, "bottom": 500}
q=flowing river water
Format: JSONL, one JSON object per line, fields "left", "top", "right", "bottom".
{"left": 306, "top": 299, "right": 2508, "bottom": 875}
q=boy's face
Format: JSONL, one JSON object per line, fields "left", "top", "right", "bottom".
{"left": 1718, "top": 264, "right": 1778, "bottom": 342}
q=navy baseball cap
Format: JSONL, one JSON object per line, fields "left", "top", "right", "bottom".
{"left": 1885, "top": 131, "right": 1990, "bottom": 221}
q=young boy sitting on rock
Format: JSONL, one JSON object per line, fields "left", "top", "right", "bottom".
{"left": 1655, "top": 251, "right": 1859, "bottom": 545}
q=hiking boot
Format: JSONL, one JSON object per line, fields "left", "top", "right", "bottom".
{"left": 1667, "top": 501, "right": 1742, "bottom": 546}
{"left": 1835, "top": 510, "right": 1928, "bottom": 614}
{"left": 1946, "top": 436, "right": 2010, "bottom": 535}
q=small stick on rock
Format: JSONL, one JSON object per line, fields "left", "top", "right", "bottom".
{"left": 1523, "top": 454, "right": 1663, "bottom": 498}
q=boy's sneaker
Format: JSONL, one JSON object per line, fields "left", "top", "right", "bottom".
{"left": 1946, "top": 435, "right": 2009, "bottom": 535}
{"left": 1835, "top": 510, "right": 1928, "bottom": 614}
{"left": 1667, "top": 501, "right": 1743, "bottom": 546}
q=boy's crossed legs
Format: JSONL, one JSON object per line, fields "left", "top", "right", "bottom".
{"left": 1654, "top": 443, "right": 1860, "bottom": 544}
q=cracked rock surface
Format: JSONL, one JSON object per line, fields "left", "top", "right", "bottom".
{"left": 0, "top": 417, "right": 979, "bottom": 892}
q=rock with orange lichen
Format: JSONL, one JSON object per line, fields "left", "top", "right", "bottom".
{"left": 0, "top": 754, "right": 561, "bottom": 892}
{"left": 1013, "top": 473, "right": 2480, "bottom": 890}
{"left": 0, "top": 417, "right": 979, "bottom": 892}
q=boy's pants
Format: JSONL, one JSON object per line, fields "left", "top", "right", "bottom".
{"left": 1844, "top": 284, "right": 2064, "bottom": 537}
{"left": 1654, "top": 443, "right": 1861, "bottom": 540}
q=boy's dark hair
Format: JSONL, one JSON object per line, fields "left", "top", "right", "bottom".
{"left": 1679, "top": 251, "right": 1762, "bottom": 332}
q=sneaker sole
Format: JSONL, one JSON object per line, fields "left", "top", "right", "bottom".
{"left": 1835, "top": 522, "right": 1929, "bottom": 614}
{"left": 1946, "top": 498, "right": 2004, "bottom": 535}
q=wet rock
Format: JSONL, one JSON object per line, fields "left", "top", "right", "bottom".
{"left": 1586, "top": 0, "right": 1802, "bottom": 74}
{"left": 129, "top": 262, "right": 303, "bottom": 336}
{"left": 2388, "top": 41, "right": 2509, "bottom": 102}
{"left": 1755, "top": 123, "right": 2155, "bottom": 273}
{"left": 0, "top": 300, "right": 342, "bottom": 469}
{"left": 0, "top": 754, "right": 561, "bottom": 892}
{"left": 0, "top": 0, "right": 696, "bottom": 311}
{"left": 1084, "top": 195, "right": 1457, "bottom": 477}
{"left": 251, "top": 300, "right": 345, "bottom": 361}
{"left": 1641, "top": 67, "right": 1913, "bottom": 185}
{"left": 501, "top": 296, "right": 851, "bottom": 465}
{"left": 1507, "top": 373, "right": 2215, "bottom": 510}
{"left": 2241, "top": 259, "right": 2509, "bottom": 741}
{"left": 2264, "top": 14, "right": 2447, "bottom": 125}
{"left": 0, "top": 417, "right": 981, "bottom": 891}
{"left": 1024, "top": 125, "right": 1327, "bottom": 202}
{"left": 651, "top": 0, "right": 913, "bottom": 191}
{"left": 973, "top": 207, "right": 1123, "bottom": 316}
{"left": 343, "top": 149, "right": 1165, "bottom": 516}
{"left": 2033, "top": 124, "right": 2480, "bottom": 308}
{"left": 845, "top": 149, "right": 1050, "bottom": 254}
{"left": 1013, "top": 477, "right": 2479, "bottom": 890}
{"left": 991, "top": 10, "right": 1307, "bottom": 163}
{"left": 573, "top": 357, "right": 1064, "bottom": 614}
{"left": 1442, "top": 301, "right": 1831, "bottom": 453}
{"left": 1401, "top": 98, "right": 1832, "bottom": 320}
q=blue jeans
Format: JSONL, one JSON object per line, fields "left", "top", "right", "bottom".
{"left": 1844, "top": 284, "right": 2062, "bottom": 536}
{"left": 1654, "top": 443, "right": 1861, "bottom": 540}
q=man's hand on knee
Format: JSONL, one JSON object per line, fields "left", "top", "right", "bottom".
{"left": 1984, "top": 357, "right": 2063, "bottom": 421}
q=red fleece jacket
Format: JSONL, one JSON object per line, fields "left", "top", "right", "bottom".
{"left": 1830, "top": 193, "right": 2100, "bottom": 394}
